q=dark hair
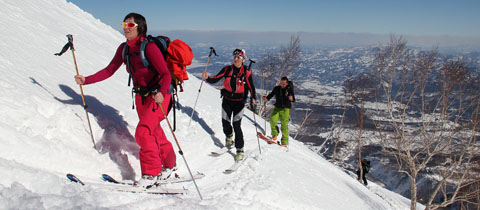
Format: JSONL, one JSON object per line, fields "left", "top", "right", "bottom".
{"left": 124, "top": 13, "right": 147, "bottom": 37}
{"left": 281, "top": 76, "right": 289, "bottom": 81}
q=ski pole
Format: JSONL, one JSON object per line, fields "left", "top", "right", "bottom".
{"left": 158, "top": 104, "right": 203, "bottom": 200}
{"left": 189, "top": 47, "right": 217, "bottom": 127}
{"left": 263, "top": 100, "right": 267, "bottom": 135}
{"left": 247, "top": 59, "right": 261, "bottom": 154}
{"left": 56, "top": 34, "right": 96, "bottom": 149}
{"left": 247, "top": 59, "right": 256, "bottom": 111}
{"left": 252, "top": 103, "right": 262, "bottom": 154}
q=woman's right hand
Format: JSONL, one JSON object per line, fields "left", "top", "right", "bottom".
{"left": 75, "top": 75, "right": 85, "bottom": 85}
{"left": 202, "top": 71, "right": 208, "bottom": 80}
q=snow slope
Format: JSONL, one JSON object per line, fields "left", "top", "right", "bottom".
{"left": 0, "top": 0, "right": 420, "bottom": 209}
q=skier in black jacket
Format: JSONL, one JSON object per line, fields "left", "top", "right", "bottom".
{"left": 356, "top": 159, "right": 371, "bottom": 186}
{"left": 263, "top": 77, "right": 295, "bottom": 146}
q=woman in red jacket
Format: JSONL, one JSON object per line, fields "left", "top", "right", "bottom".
{"left": 75, "top": 13, "right": 176, "bottom": 188}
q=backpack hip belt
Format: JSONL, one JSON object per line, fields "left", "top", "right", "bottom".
{"left": 221, "top": 89, "right": 245, "bottom": 101}
{"left": 132, "top": 84, "right": 162, "bottom": 105}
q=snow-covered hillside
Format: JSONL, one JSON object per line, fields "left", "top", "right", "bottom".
{"left": 0, "top": 0, "right": 420, "bottom": 209}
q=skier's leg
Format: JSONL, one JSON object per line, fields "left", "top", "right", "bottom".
{"left": 279, "top": 108, "right": 290, "bottom": 145}
{"left": 269, "top": 107, "right": 280, "bottom": 137}
{"left": 362, "top": 172, "right": 368, "bottom": 185}
{"left": 135, "top": 95, "right": 164, "bottom": 176}
{"left": 232, "top": 101, "right": 245, "bottom": 149}
{"left": 222, "top": 99, "right": 234, "bottom": 137}
{"left": 152, "top": 94, "right": 176, "bottom": 169}
{"left": 155, "top": 126, "right": 176, "bottom": 169}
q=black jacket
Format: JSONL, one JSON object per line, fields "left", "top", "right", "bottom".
{"left": 266, "top": 82, "right": 295, "bottom": 109}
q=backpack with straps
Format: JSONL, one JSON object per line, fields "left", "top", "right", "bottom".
{"left": 221, "top": 64, "right": 252, "bottom": 101}
{"left": 122, "top": 35, "right": 194, "bottom": 131}
{"left": 122, "top": 35, "right": 194, "bottom": 92}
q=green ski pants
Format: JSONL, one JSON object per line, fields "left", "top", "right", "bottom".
{"left": 269, "top": 107, "right": 290, "bottom": 145}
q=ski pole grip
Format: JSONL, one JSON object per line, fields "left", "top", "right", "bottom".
{"left": 209, "top": 47, "right": 217, "bottom": 57}
{"left": 248, "top": 59, "right": 256, "bottom": 70}
{"left": 67, "top": 34, "right": 74, "bottom": 51}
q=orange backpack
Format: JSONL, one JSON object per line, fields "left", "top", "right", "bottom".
{"left": 166, "top": 39, "right": 194, "bottom": 92}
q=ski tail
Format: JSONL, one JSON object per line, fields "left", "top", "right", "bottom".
{"left": 224, "top": 156, "right": 248, "bottom": 174}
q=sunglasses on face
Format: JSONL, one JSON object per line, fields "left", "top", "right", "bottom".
{"left": 122, "top": 22, "right": 138, "bottom": 28}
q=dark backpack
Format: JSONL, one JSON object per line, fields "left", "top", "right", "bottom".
{"left": 287, "top": 80, "right": 295, "bottom": 102}
{"left": 362, "top": 159, "right": 371, "bottom": 173}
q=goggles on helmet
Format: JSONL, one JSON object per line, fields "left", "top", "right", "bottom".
{"left": 233, "top": 49, "right": 246, "bottom": 59}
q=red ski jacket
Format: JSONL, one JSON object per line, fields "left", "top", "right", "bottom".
{"left": 84, "top": 38, "right": 171, "bottom": 96}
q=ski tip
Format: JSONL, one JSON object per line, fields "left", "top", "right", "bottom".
{"left": 223, "top": 170, "right": 234, "bottom": 174}
{"left": 66, "top": 173, "right": 85, "bottom": 185}
{"left": 102, "top": 174, "right": 119, "bottom": 184}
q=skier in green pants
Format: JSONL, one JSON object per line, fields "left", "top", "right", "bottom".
{"left": 263, "top": 77, "right": 295, "bottom": 147}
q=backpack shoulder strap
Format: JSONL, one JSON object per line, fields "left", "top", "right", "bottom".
{"left": 139, "top": 39, "right": 151, "bottom": 68}
{"left": 121, "top": 43, "right": 134, "bottom": 87}
{"left": 241, "top": 65, "right": 249, "bottom": 82}
{"left": 122, "top": 42, "right": 128, "bottom": 64}
{"left": 225, "top": 65, "right": 233, "bottom": 78}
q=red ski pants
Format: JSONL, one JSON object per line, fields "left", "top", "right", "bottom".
{"left": 134, "top": 93, "right": 176, "bottom": 176}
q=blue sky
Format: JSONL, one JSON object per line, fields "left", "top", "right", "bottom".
{"left": 68, "top": 0, "right": 480, "bottom": 37}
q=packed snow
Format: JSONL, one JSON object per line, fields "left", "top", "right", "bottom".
{"left": 0, "top": 0, "right": 422, "bottom": 209}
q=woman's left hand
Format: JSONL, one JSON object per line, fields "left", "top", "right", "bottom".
{"left": 153, "top": 92, "right": 164, "bottom": 104}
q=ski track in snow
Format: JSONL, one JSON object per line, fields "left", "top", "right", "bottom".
{"left": 0, "top": 0, "right": 422, "bottom": 209}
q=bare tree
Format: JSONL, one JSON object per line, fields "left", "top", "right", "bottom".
{"left": 293, "top": 98, "right": 317, "bottom": 141}
{"left": 457, "top": 162, "right": 480, "bottom": 209}
{"left": 277, "top": 35, "right": 301, "bottom": 84}
{"left": 372, "top": 35, "right": 480, "bottom": 210}
{"left": 257, "top": 35, "right": 302, "bottom": 118}
{"left": 329, "top": 106, "right": 347, "bottom": 161}
{"left": 344, "top": 73, "right": 375, "bottom": 185}
{"left": 257, "top": 52, "right": 280, "bottom": 118}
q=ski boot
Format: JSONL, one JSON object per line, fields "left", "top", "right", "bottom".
{"left": 235, "top": 148, "right": 244, "bottom": 161}
{"left": 225, "top": 133, "right": 234, "bottom": 148}
{"left": 272, "top": 135, "right": 278, "bottom": 144}
{"left": 159, "top": 164, "right": 178, "bottom": 180}
{"left": 136, "top": 174, "right": 159, "bottom": 189}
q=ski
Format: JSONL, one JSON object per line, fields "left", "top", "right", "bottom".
{"left": 224, "top": 157, "right": 247, "bottom": 174}
{"left": 66, "top": 173, "right": 85, "bottom": 185}
{"left": 257, "top": 132, "right": 289, "bottom": 150}
{"left": 210, "top": 147, "right": 231, "bottom": 156}
{"left": 257, "top": 132, "right": 277, "bottom": 144}
{"left": 102, "top": 172, "right": 205, "bottom": 186}
{"left": 66, "top": 173, "right": 187, "bottom": 195}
